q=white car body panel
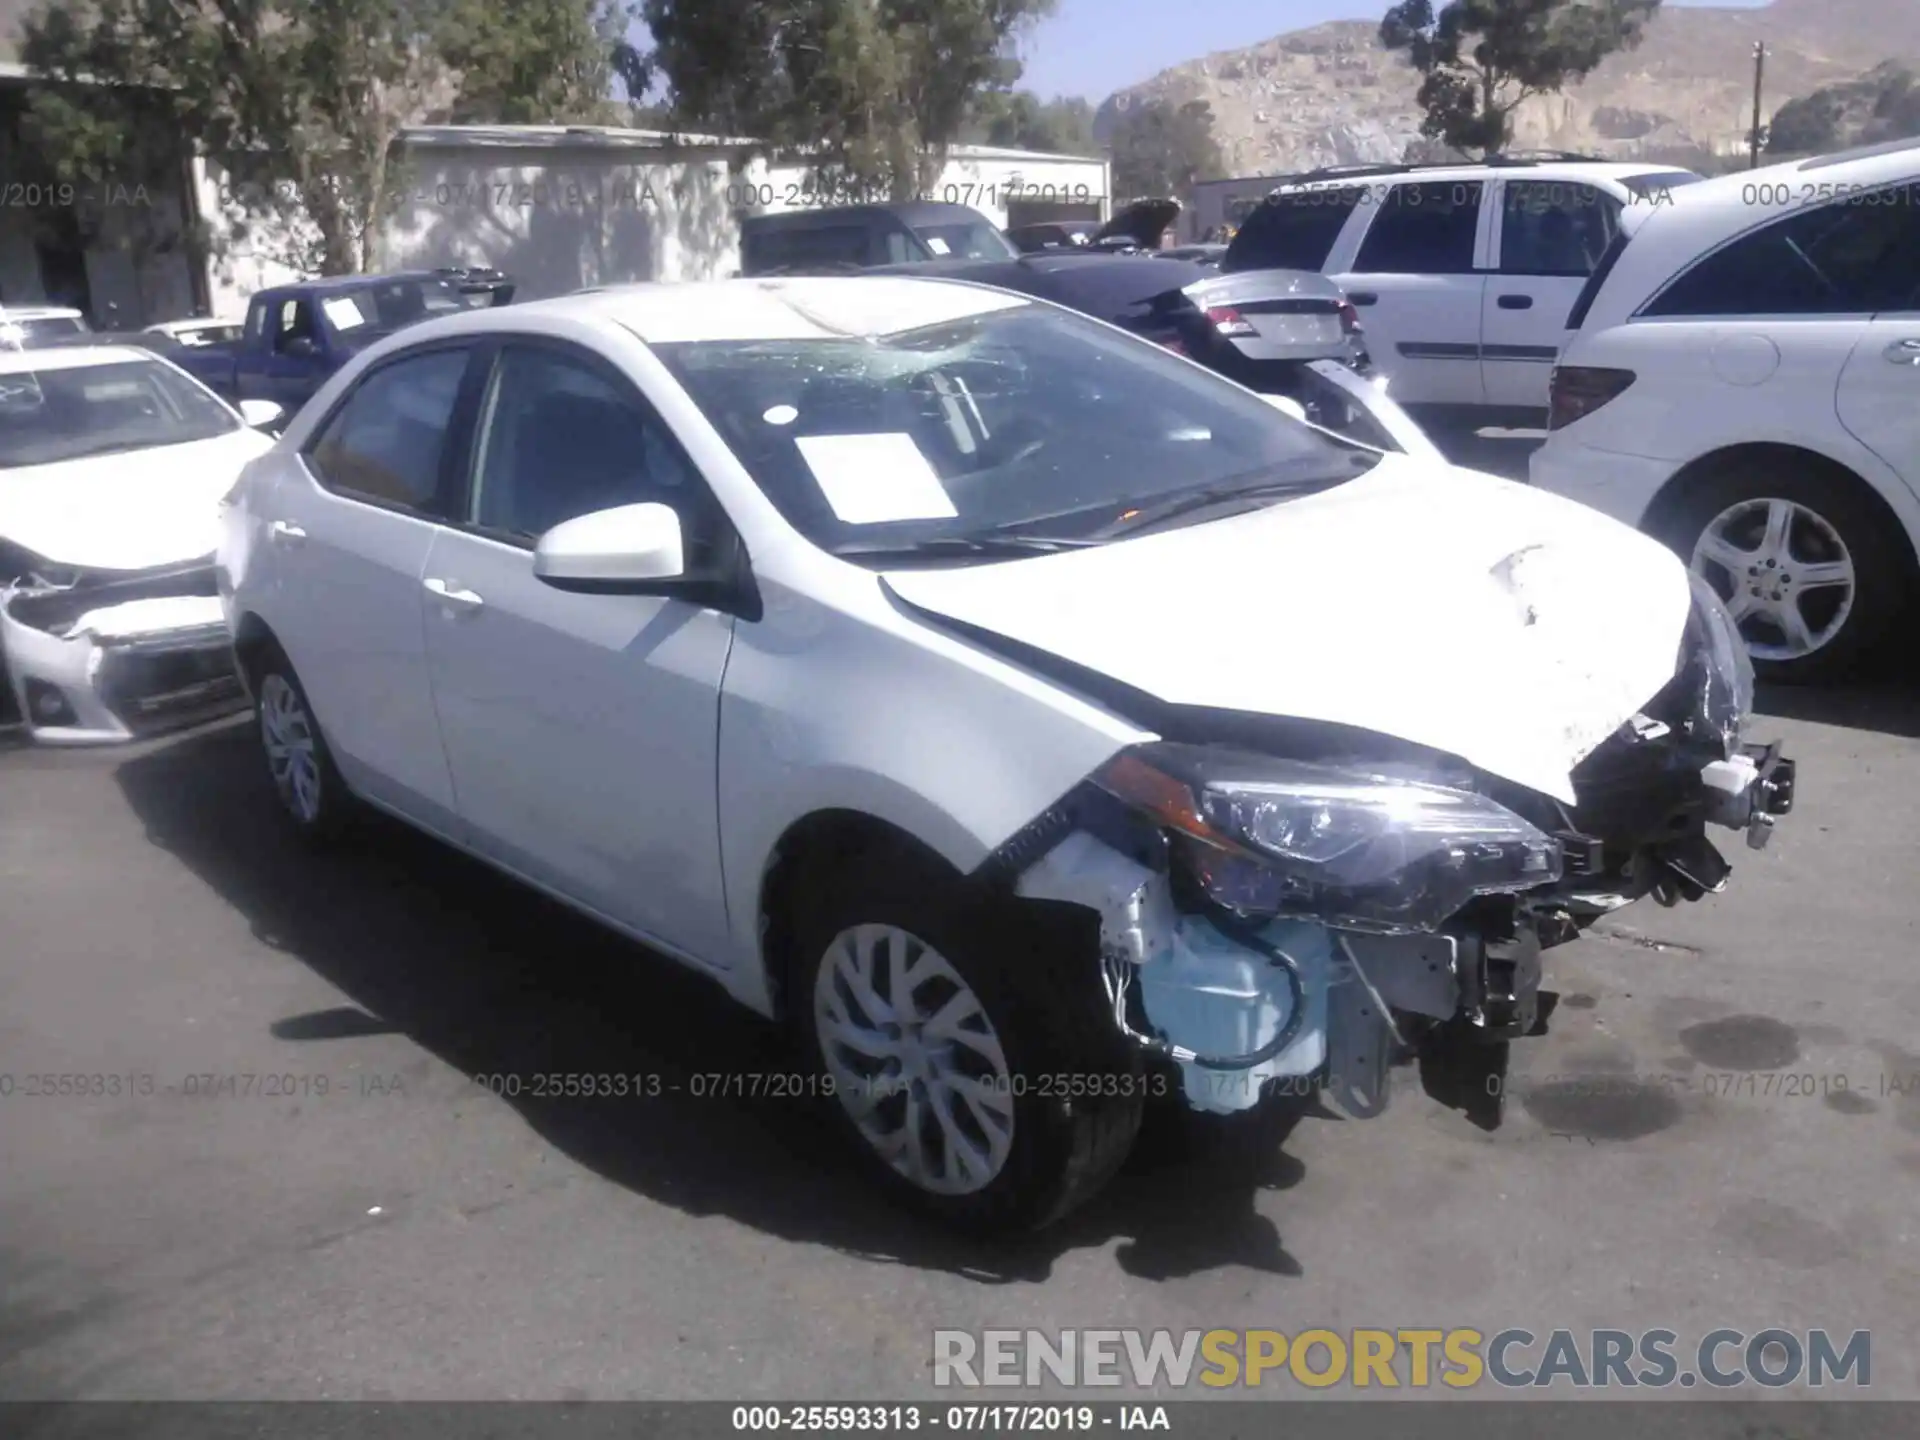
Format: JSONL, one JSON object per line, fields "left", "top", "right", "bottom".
{"left": 1528, "top": 139, "right": 1920, "bottom": 579}
{"left": 1, "top": 348, "right": 274, "bottom": 741}
{"left": 419, "top": 523, "right": 739, "bottom": 963}
{"left": 1836, "top": 315, "right": 1920, "bottom": 489}
{"left": 0, "top": 428, "right": 273, "bottom": 570}
{"left": 1290, "top": 162, "right": 1688, "bottom": 413}
{"left": 223, "top": 276, "right": 1700, "bottom": 1029}
{"left": 882, "top": 455, "right": 1692, "bottom": 806}
{"left": 244, "top": 463, "right": 464, "bottom": 831}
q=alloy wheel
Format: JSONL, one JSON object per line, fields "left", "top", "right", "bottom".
{"left": 1691, "top": 497, "right": 1855, "bottom": 662}
{"left": 259, "top": 672, "right": 322, "bottom": 824}
{"left": 812, "top": 923, "right": 1016, "bottom": 1196}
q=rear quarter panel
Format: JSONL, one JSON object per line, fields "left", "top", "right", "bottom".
{"left": 1552, "top": 318, "right": 1920, "bottom": 549}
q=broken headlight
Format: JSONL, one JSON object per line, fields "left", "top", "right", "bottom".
{"left": 1094, "top": 742, "right": 1562, "bottom": 934}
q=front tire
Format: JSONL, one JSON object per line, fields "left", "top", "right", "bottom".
{"left": 1658, "top": 456, "right": 1910, "bottom": 684}
{"left": 790, "top": 847, "right": 1143, "bottom": 1233}
{"left": 253, "top": 649, "right": 354, "bottom": 844}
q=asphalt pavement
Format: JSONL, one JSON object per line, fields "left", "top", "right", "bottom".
{"left": 2, "top": 674, "right": 1918, "bottom": 1402}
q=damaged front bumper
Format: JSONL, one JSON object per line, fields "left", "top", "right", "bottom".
{"left": 987, "top": 576, "right": 1797, "bottom": 1118}
{"left": 1, "top": 558, "right": 246, "bottom": 744}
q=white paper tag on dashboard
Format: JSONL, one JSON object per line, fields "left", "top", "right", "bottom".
{"left": 795, "top": 433, "right": 958, "bottom": 524}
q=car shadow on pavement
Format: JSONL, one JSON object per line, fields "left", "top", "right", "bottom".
{"left": 114, "top": 722, "right": 1313, "bottom": 1286}
{"left": 1754, "top": 677, "right": 1920, "bottom": 740}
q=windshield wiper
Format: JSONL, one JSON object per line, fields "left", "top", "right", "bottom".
{"left": 1093, "top": 455, "right": 1377, "bottom": 539}
{"left": 833, "top": 533, "right": 1102, "bottom": 562}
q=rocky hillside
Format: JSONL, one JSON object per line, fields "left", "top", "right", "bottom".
{"left": 1098, "top": 0, "right": 1920, "bottom": 177}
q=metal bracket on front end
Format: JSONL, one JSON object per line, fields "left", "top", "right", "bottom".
{"left": 1742, "top": 741, "right": 1796, "bottom": 851}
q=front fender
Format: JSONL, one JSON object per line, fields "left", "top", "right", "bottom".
{"left": 716, "top": 580, "right": 1154, "bottom": 1001}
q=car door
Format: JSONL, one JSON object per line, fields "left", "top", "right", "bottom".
{"left": 265, "top": 343, "right": 478, "bottom": 834}
{"left": 420, "top": 339, "right": 738, "bottom": 963}
{"left": 246, "top": 296, "right": 324, "bottom": 412}
{"left": 1327, "top": 179, "right": 1490, "bottom": 418}
{"left": 1834, "top": 197, "right": 1920, "bottom": 497}
{"left": 1483, "top": 178, "right": 1624, "bottom": 416}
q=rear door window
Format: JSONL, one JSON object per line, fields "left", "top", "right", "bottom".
{"left": 1644, "top": 185, "right": 1920, "bottom": 317}
{"left": 1352, "top": 181, "right": 1484, "bottom": 274}
{"left": 1499, "top": 181, "right": 1622, "bottom": 276}
{"left": 306, "top": 347, "right": 472, "bottom": 514}
{"left": 744, "top": 222, "right": 876, "bottom": 273}
{"left": 1223, "top": 190, "right": 1359, "bottom": 272}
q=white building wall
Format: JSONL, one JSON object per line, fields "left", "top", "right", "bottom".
{"left": 756, "top": 148, "right": 1109, "bottom": 229}
{"left": 192, "top": 131, "right": 1110, "bottom": 311}
{"left": 196, "top": 156, "right": 315, "bottom": 318}
{"left": 376, "top": 142, "right": 754, "bottom": 299}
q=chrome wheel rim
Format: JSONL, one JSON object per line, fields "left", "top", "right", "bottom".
{"left": 1691, "top": 497, "right": 1855, "bottom": 662}
{"left": 259, "top": 673, "right": 322, "bottom": 824}
{"left": 812, "top": 923, "right": 1016, "bottom": 1196}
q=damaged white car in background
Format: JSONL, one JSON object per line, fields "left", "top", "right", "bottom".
{"left": 217, "top": 277, "right": 1797, "bottom": 1234}
{"left": 0, "top": 345, "right": 283, "bottom": 742}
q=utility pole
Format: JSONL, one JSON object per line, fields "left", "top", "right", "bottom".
{"left": 1749, "top": 42, "right": 1767, "bottom": 169}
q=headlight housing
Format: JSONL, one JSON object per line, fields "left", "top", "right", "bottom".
{"left": 1687, "top": 570, "right": 1754, "bottom": 756}
{"left": 1095, "top": 743, "right": 1562, "bottom": 934}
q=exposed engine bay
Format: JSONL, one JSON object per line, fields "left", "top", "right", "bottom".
{"left": 974, "top": 573, "right": 1796, "bottom": 1118}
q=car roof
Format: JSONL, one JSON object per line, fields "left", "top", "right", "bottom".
{"left": 742, "top": 202, "right": 995, "bottom": 231}
{"left": 380, "top": 276, "right": 1037, "bottom": 347}
{"left": 260, "top": 271, "right": 447, "bottom": 297}
{"left": 1268, "top": 159, "right": 1675, "bottom": 192}
{"left": 0, "top": 343, "right": 156, "bottom": 373}
{"left": 868, "top": 252, "right": 1217, "bottom": 295}
{"left": 1578, "top": 135, "right": 1920, "bottom": 328}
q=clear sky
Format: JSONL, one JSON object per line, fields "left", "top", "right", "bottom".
{"left": 1012, "top": 0, "right": 1778, "bottom": 101}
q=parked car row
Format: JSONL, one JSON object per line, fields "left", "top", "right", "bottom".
{"left": 203, "top": 272, "right": 1796, "bottom": 1232}
{"left": 1218, "top": 140, "right": 1920, "bottom": 685}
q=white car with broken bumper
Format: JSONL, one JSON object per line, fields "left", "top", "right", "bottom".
{"left": 218, "top": 277, "right": 1797, "bottom": 1232}
{"left": 0, "top": 345, "right": 283, "bottom": 741}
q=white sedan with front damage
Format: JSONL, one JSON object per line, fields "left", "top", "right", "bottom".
{"left": 219, "top": 276, "right": 1798, "bottom": 1233}
{"left": 0, "top": 345, "right": 284, "bottom": 742}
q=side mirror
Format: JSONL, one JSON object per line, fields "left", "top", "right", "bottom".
{"left": 533, "top": 502, "right": 687, "bottom": 593}
{"left": 283, "top": 334, "right": 317, "bottom": 359}
{"left": 1261, "top": 393, "right": 1309, "bottom": 423}
{"left": 238, "top": 398, "right": 285, "bottom": 429}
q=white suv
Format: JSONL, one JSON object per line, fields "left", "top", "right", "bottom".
{"left": 1529, "top": 137, "right": 1920, "bottom": 683}
{"left": 217, "top": 276, "right": 1796, "bottom": 1231}
{"left": 1223, "top": 157, "right": 1704, "bottom": 430}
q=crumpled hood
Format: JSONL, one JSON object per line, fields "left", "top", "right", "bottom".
{"left": 0, "top": 428, "right": 272, "bottom": 571}
{"left": 882, "top": 455, "right": 1695, "bottom": 804}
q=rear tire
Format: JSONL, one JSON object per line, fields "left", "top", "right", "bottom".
{"left": 1655, "top": 456, "right": 1910, "bottom": 685}
{"left": 252, "top": 647, "right": 355, "bottom": 845}
{"left": 789, "top": 845, "right": 1143, "bottom": 1233}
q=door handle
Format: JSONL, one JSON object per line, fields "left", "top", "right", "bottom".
{"left": 423, "top": 577, "right": 484, "bottom": 611}
{"left": 1347, "top": 292, "right": 1379, "bottom": 306}
{"left": 1497, "top": 293, "right": 1534, "bottom": 309}
{"left": 267, "top": 520, "right": 306, "bottom": 545}
{"left": 1885, "top": 338, "right": 1920, "bottom": 365}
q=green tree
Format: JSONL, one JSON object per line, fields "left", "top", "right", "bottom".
{"left": 1379, "top": 0, "right": 1661, "bottom": 157}
{"left": 1767, "top": 62, "right": 1920, "bottom": 157}
{"left": 1108, "top": 97, "right": 1221, "bottom": 201}
{"left": 640, "top": 0, "right": 1057, "bottom": 199}
{"left": 20, "top": 0, "right": 632, "bottom": 276}
{"left": 970, "top": 90, "right": 1096, "bottom": 153}
{"left": 439, "top": 0, "right": 637, "bottom": 125}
